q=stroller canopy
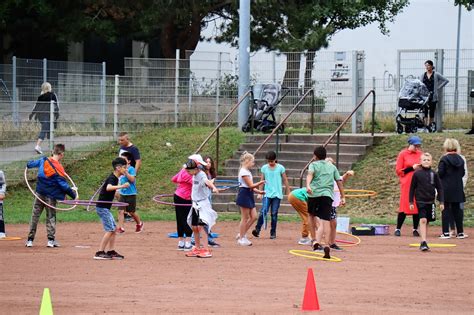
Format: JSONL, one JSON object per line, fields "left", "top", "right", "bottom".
{"left": 252, "top": 84, "right": 281, "bottom": 108}
{"left": 399, "top": 79, "right": 430, "bottom": 104}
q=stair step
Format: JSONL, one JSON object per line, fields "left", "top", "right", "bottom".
{"left": 230, "top": 152, "right": 363, "bottom": 163}
{"left": 245, "top": 134, "right": 374, "bottom": 145}
{"left": 239, "top": 143, "right": 369, "bottom": 154}
{"left": 225, "top": 159, "right": 357, "bottom": 169}
{"left": 223, "top": 165, "right": 353, "bottom": 177}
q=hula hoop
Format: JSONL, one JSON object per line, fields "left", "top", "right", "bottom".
{"left": 335, "top": 232, "right": 361, "bottom": 247}
{"left": 342, "top": 189, "right": 377, "bottom": 198}
{"left": 59, "top": 200, "right": 129, "bottom": 207}
{"left": 0, "top": 236, "right": 22, "bottom": 241}
{"left": 24, "top": 167, "right": 79, "bottom": 211}
{"left": 289, "top": 249, "right": 342, "bottom": 262}
{"left": 86, "top": 181, "right": 105, "bottom": 212}
{"left": 153, "top": 194, "right": 191, "bottom": 207}
{"left": 214, "top": 179, "right": 239, "bottom": 190}
{"left": 409, "top": 243, "right": 456, "bottom": 248}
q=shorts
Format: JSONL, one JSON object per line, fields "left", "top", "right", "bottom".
{"left": 307, "top": 196, "right": 333, "bottom": 221}
{"left": 190, "top": 207, "right": 207, "bottom": 227}
{"left": 119, "top": 195, "right": 137, "bottom": 212}
{"left": 417, "top": 202, "right": 436, "bottom": 222}
{"left": 330, "top": 206, "right": 337, "bottom": 221}
{"left": 96, "top": 206, "right": 116, "bottom": 232}
{"left": 236, "top": 187, "right": 255, "bottom": 209}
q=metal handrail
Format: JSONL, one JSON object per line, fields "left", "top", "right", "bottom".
{"left": 253, "top": 88, "right": 314, "bottom": 156}
{"left": 298, "top": 90, "right": 376, "bottom": 187}
{"left": 194, "top": 89, "right": 252, "bottom": 173}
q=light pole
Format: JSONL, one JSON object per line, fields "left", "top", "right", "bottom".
{"left": 238, "top": 0, "right": 250, "bottom": 128}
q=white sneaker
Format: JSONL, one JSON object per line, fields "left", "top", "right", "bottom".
{"left": 25, "top": 240, "right": 33, "bottom": 247}
{"left": 0, "top": 232, "right": 6, "bottom": 238}
{"left": 177, "top": 240, "right": 185, "bottom": 251}
{"left": 456, "top": 233, "right": 469, "bottom": 239}
{"left": 34, "top": 145, "right": 43, "bottom": 155}
{"left": 47, "top": 240, "right": 60, "bottom": 248}
{"left": 298, "top": 237, "right": 312, "bottom": 245}
{"left": 438, "top": 234, "right": 451, "bottom": 239}
{"left": 238, "top": 237, "right": 252, "bottom": 246}
{"left": 184, "top": 241, "right": 192, "bottom": 251}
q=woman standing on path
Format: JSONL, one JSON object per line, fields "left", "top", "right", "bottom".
{"left": 394, "top": 136, "right": 423, "bottom": 237}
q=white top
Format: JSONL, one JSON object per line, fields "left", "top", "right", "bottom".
{"left": 238, "top": 167, "right": 253, "bottom": 188}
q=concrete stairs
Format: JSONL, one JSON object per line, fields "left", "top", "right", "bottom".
{"left": 214, "top": 134, "right": 375, "bottom": 213}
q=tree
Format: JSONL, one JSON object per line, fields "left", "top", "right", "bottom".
{"left": 455, "top": 0, "right": 473, "bottom": 10}
{"left": 214, "top": 0, "right": 409, "bottom": 90}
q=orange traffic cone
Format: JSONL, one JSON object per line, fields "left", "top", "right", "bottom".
{"left": 302, "top": 268, "right": 320, "bottom": 311}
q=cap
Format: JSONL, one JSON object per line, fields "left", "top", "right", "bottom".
{"left": 184, "top": 159, "right": 198, "bottom": 170}
{"left": 187, "top": 154, "right": 208, "bottom": 166}
{"left": 408, "top": 136, "right": 422, "bottom": 146}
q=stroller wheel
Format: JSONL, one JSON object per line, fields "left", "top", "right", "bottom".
{"left": 428, "top": 122, "right": 437, "bottom": 133}
{"left": 396, "top": 123, "right": 404, "bottom": 134}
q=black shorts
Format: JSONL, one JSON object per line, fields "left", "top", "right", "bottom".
{"left": 190, "top": 207, "right": 207, "bottom": 227}
{"left": 417, "top": 202, "right": 436, "bottom": 222}
{"left": 119, "top": 195, "right": 137, "bottom": 212}
{"left": 307, "top": 196, "right": 333, "bottom": 221}
{"left": 423, "top": 101, "right": 437, "bottom": 119}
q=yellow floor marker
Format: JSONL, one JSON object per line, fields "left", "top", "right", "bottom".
{"left": 39, "top": 288, "right": 53, "bottom": 315}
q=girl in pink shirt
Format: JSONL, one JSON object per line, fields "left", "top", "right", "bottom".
{"left": 172, "top": 168, "right": 193, "bottom": 251}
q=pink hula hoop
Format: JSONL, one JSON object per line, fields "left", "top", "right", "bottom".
{"left": 153, "top": 194, "right": 192, "bottom": 207}
{"left": 24, "top": 167, "right": 79, "bottom": 211}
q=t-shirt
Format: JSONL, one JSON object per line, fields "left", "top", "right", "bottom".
{"left": 97, "top": 173, "right": 119, "bottom": 209}
{"left": 119, "top": 166, "right": 137, "bottom": 195}
{"left": 261, "top": 163, "right": 285, "bottom": 199}
{"left": 292, "top": 188, "right": 308, "bottom": 202}
{"left": 119, "top": 145, "right": 141, "bottom": 168}
{"left": 238, "top": 167, "right": 253, "bottom": 188}
{"left": 332, "top": 181, "right": 342, "bottom": 207}
{"left": 308, "top": 160, "right": 341, "bottom": 199}
{"left": 192, "top": 170, "right": 210, "bottom": 202}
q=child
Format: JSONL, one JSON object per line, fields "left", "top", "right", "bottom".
{"left": 288, "top": 188, "right": 312, "bottom": 245}
{"left": 235, "top": 151, "right": 265, "bottom": 246}
{"left": 202, "top": 155, "right": 220, "bottom": 247}
{"left": 315, "top": 158, "right": 354, "bottom": 251}
{"left": 306, "top": 146, "right": 345, "bottom": 259}
{"left": 252, "top": 151, "right": 290, "bottom": 239}
{"left": 172, "top": 166, "right": 193, "bottom": 251}
{"left": 184, "top": 155, "right": 219, "bottom": 258}
{"left": 409, "top": 153, "right": 444, "bottom": 251}
{"left": 25, "top": 144, "right": 77, "bottom": 248}
{"left": 117, "top": 151, "right": 144, "bottom": 234}
{"left": 94, "top": 157, "right": 129, "bottom": 260}
{"left": 0, "top": 170, "right": 6, "bottom": 238}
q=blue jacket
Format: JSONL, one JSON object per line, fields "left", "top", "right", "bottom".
{"left": 27, "top": 157, "right": 76, "bottom": 200}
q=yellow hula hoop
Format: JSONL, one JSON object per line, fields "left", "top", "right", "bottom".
{"left": 343, "top": 189, "right": 377, "bottom": 198}
{"left": 0, "top": 236, "right": 22, "bottom": 241}
{"left": 335, "top": 232, "right": 361, "bottom": 247}
{"left": 24, "top": 167, "right": 79, "bottom": 211}
{"left": 409, "top": 243, "right": 456, "bottom": 248}
{"left": 289, "top": 249, "right": 342, "bottom": 262}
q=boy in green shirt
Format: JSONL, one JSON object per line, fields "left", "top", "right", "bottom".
{"left": 306, "top": 146, "right": 345, "bottom": 259}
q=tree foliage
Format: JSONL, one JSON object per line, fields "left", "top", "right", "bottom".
{"left": 455, "top": 0, "right": 473, "bottom": 10}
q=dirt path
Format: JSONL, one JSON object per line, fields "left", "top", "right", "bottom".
{"left": 0, "top": 221, "right": 473, "bottom": 314}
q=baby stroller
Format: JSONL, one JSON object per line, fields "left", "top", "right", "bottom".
{"left": 396, "top": 79, "right": 435, "bottom": 134}
{"left": 241, "top": 84, "right": 289, "bottom": 133}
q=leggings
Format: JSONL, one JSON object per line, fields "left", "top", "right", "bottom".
{"left": 174, "top": 194, "right": 193, "bottom": 238}
{"left": 396, "top": 212, "right": 420, "bottom": 230}
{"left": 0, "top": 203, "right": 5, "bottom": 233}
{"left": 442, "top": 202, "right": 463, "bottom": 235}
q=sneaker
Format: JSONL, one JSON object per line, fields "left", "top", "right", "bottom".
{"left": 135, "top": 222, "right": 144, "bottom": 233}
{"left": 237, "top": 238, "right": 252, "bottom": 246}
{"left": 439, "top": 233, "right": 451, "bottom": 239}
{"left": 116, "top": 227, "right": 125, "bottom": 234}
{"left": 34, "top": 145, "right": 43, "bottom": 155}
{"left": 394, "top": 229, "right": 401, "bottom": 237}
{"left": 312, "top": 242, "right": 323, "bottom": 252}
{"left": 208, "top": 239, "right": 221, "bottom": 248}
{"left": 270, "top": 233, "right": 276, "bottom": 239}
{"left": 107, "top": 250, "right": 124, "bottom": 260}
{"left": 323, "top": 246, "right": 331, "bottom": 259}
{"left": 94, "top": 251, "right": 112, "bottom": 260}
{"left": 298, "top": 237, "right": 312, "bottom": 245}
{"left": 177, "top": 241, "right": 185, "bottom": 251}
{"left": 0, "top": 232, "right": 6, "bottom": 238}
{"left": 25, "top": 240, "right": 33, "bottom": 247}
{"left": 47, "top": 240, "right": 60, "bottom": 248}
{"left": 456, "top": 233, "right": 468, "bottom": 239}
{"left": 184, "top": 242, "right": 192, "bottom": 251}
{"left": 419, "top": 241, "right": 429, "bottom": 251}
{"left": 185, "top": 247, "right": 201, "bottom": 257}
{"left": 330, "top": 243, "right": 343, "bottom": 251}
{"left": 197, "top": 248, "right": 213, "bottom": 258}
{"left": 413, "top": 230, "right": 420, "bottom": 237}
{"left": 251, "top": 229, "right": 260, "bottom": 238}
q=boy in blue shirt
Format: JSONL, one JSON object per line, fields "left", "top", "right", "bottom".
{"left": 117, "top": 151, "right": 143, "bottom": 233}
{"left": 252, "top": 151, "right": 290, "bottom": 239}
